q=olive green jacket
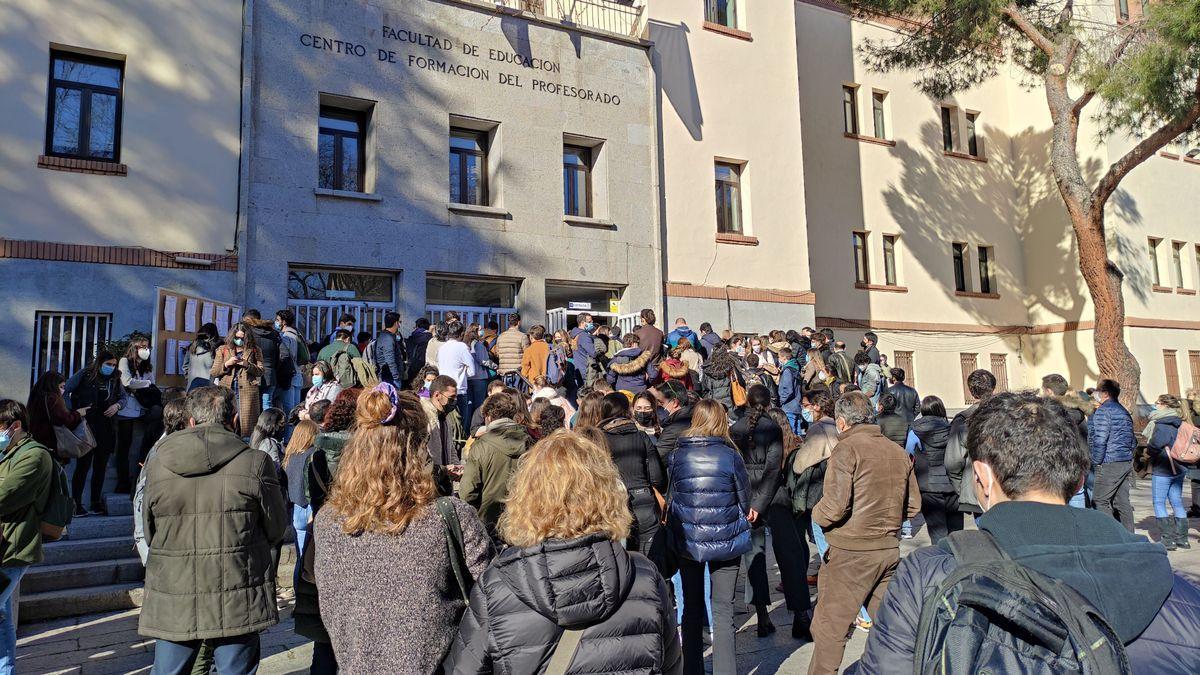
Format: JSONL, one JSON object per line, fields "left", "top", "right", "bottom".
{"left": 458, "top": 420, "right": 531, "bottom": 533}
{"left": 0, "top": 437, "right": 53, "bottom": 567}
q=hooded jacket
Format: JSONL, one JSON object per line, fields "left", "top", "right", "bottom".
{"left": 777, "top": 359, "right": 803, "bottom": 414}
{"left": 407, "top": 327, "right": 432, "bottom": 376}
{"left": 634, "top": 323, "right": 665, "bottom": 362}
{"left": 568, "top": 327, "right": 597, "bottom": 372}
{"left": 730, "top": 413, "right": 784, "bottom": 515}
{"left": 0, "top": 437, "right": 54, "bottom": 566}
{"left": 910, "top": 416, "right": 954, "bottom": 493}
{"left": 600, "top": 418, "right": 665, "bottom": 493}
{"left": 658, "top": 358, "right": 694, "bottom": 390}
{"left": 606, "top": 347, "right": 658, "bottom": 394}
{"left": 667, "top": 436, "right": 752, "bottom": 562}
{"left": 243, "top": 317, "right": 281, "bottom": 389}
{"left": 139, "top": 424, "right": 289, "bottom": 641}
{"left": 655, "top": 403, "right": 694, "bottom": 462}
{"left": 849, "top": 501, "right": 1200, "bottom": 674}
{"left": 699, "top": 348, "right": 741, "bottom": 412}
{"left": 1146, "top": 411, "right": 1185, "bottom": 477}
{"left": 1089, "top": 399, "right": 1136, "bottom": 465}
{"left": 445, "top": 534, "right": 682, "bottom": 674}
{"left": 458, "top": 420, "right": 532, "bottom": 532}
{"left": 666, "top": 325, "right": 698, "bottom": 351}
{"left": 294, "top": 429, "right": 351, "bottom": 643}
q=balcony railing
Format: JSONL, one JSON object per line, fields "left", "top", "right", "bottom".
{"left": 493, "top": 0, "right": 646, "bottom": 38}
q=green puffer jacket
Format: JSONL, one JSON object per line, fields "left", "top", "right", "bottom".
{"left": 458, "top": 419, "right": 532, "bottom": 533}
{"left": 139, "top": 424, "right": 289, "bottom": 641}
{"left": 0, "top": 437, "right": 54, "bottom": 566}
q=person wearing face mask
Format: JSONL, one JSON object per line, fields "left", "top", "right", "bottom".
{"left": 115, "top": 337, "right": 160, "bottom": 494}
{"left": 26, "top": 370, "right": 85, "bottom": 457}
{"left": 848, "top": 391, "right": 1200, "bottom": 675}
{"left": 0, "top": 399, "right": 56, "bottom": 673}
{"left": 210, "top": 323, "right": 265, "bottom": 438}
{"left": 808, "top": 392, "right": 920, "bottom": 675}
{"left": 65, "top": 351, "right": 127, "bottom": 516}
{"left": 632, "top": 391, "right": 661, "bottom": 437}
{"left": 421, "top": 375, "right": 465, "bottom": 484}
{"left": 301, "top": 361, "right": 341, "bottom": 421}
{"left": 568, "top": 312, "right": 600, "bottom": 392}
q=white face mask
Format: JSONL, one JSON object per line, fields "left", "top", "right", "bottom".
{"left": 137, "top": 348, "right": 151, "bottom": 360}
{"left": 752, "top": 345, "right": 762, "bottom": 354}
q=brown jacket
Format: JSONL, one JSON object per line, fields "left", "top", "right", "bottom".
{"left": 814, "top": 424, "right": 920, "bottom": 551}
{"left": 634, "top": 324, "right": 665, "bottom": 362}
{"left": 521, "top": 340, "right": 550, "bottom": 382}
{"left": 210, "top": 345, "right": 264, "bottom": 437}
{"left": 495, "top": 327, "right": 530, "bottom": 375}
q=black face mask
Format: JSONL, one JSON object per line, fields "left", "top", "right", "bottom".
{"left": 634, "top": 411, "right": 657, "bottom": 427}
{"left": 443, "top": 396, "right": 458, "bottom": 411}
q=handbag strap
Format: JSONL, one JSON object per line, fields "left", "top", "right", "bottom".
{"left": 545, "top": 627, "right": 585, "bottom": 675}
{"left": 434, "top": 496, "right": 472, "bottom": 604}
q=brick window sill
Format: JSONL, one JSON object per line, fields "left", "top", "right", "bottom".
{"left": 564, "top": 214, "right": 617, "bottom": 230}
{"left": 1160, "top": 151, "right": 1180, "bottom": 160}
{"left": 702, "top": 21, "right": 753, "bottom": 42}
{"left": 314, "top": 187, "right": 382, "bottom": 201}
{"left": 1177, "top": 288, "right": 1197, "bottom": 296}
{"left": 944, "top": 150, "right": 987, "bottom": 163}
{"left": 855, "top": 283, "right": 907, "bottom": 293}
{"left": 1152, "top": 285, "right": 1174, "bottom": 294}
{"left": 715, "top": 233, "right": 759, "bottom": 246}
{"left": 844, "top": 133, "right": 896, "bottom": 148}
{"left": 955, "top": 290, "right": 1000, "bottom": 299}
{"left": 1184, "top": 157, "right": 1200, "bottom": 166}
{"left": 38, "top": 155, "right": 127, "bottom": 176}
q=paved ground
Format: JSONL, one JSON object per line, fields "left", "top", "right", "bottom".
{"left": 18, "top": 479, "right": 1200, "bottom": 674}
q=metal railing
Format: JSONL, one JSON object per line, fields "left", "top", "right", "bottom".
{"left": 494, "top": 0, "right": 646, "bottom": 38}
{"left": 288, "top": 300, "right": 391, "bottom": 345}
{"left": 31, "top": 311, "right": 112, "bottom": 386}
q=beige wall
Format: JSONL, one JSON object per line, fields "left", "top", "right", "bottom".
{"left": 0, "top": 0, "right": 242, "bottom": 253}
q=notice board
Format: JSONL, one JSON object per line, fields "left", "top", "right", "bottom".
{"left": 152, "top": 287, "right": 241, "bottom": 389}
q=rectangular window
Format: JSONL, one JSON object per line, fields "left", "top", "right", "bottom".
{"left": 882, "top": 235, "right": 898, "bottom": 286}
{"left": 843, "top": 86, "right": 859, "bottom": 135}
{"left": 1118, "top": 0, "right": 1130, "bottom": 21}
{"left": 941, "top": 106, "right": 954, "bottom": 152}
{"left": 449, "top": 127, "right": 488, "bottom": 206}
{"left": 894, "top": 350, "right": 915, "bottom": 388}
{"left": 1172, "top": 241, "right": 1185, "bottom": 288}
{"left": 705, "top": 0, "right": 737, "bottom": 28}
{"left": 46, "top": 51, "right": 124, "bottom": 162}
{"left": 965, "top": 112, "right": 980, "bottom": 157}
{"left": 714, "top": 162, "right": 743, "bottom": 234}
{"left": 978, "top": 246, "right": 994, "bottom": 294}
{"left": 318, "top": 107, "right": 365, "bottom": 192}
{"left": 1149, "top": 238, "right": 1162, "bottom": 286}
{"left": 960, "top": 353, "right": 979, "bottom": 403}
{"left": 853, "top": 232, "right": 870, "bottom": 285}
{"left": 990, "top": 354, "right": 1009, "bottom": 392}
{"left": 952, "top": 243, "right": 968, "bottom": 292}
{"left": 31, "top": 312, "right": 112, "bottom": 386}
{"left": 1164, "top": 349, "right": 1181, "bottom": 397}
{"left": 1190, "top": 350, "right": 1200, "bottom": 391}
{"left": 563, "top": 144, "right": 592, "bottom": 217}
{"left": 872, "top": 92, "right": 887, "bottom": 139}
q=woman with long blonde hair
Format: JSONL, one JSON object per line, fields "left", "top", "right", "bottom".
{"left": 313, "top": 384, "right": 493, "bottom": 674}
{"left": 668, "top": 398, "right": 751, "bottom": 675}
{"left": 446, "top": 431, "right": 682, "bottom": 674}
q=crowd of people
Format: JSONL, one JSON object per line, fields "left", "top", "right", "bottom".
{"left": 1, "top": 307, "right": 1199, "bottom": 674}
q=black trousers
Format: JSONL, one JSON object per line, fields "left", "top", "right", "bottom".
{"left": 627, "top": 488, "right": 661, "bottom": 560}
{"left": 746, "top": 502, "right": 811, "bottom": 614}
{"left": 73, "top": 417, "right": 116, "bottom": 509}
{"left": 680, "top": 556, "right": 740, "bottom": 675}
{"left": 115, "top": 410, "right": 161, "bottom": 492}
{"left": 921, "top": 491, "right": 964, "bottom": 545}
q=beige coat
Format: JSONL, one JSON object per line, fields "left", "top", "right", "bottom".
{"left": 495, "top": 327, "right": 530, "bottom": 375}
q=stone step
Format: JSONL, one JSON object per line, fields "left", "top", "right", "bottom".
{"left": 18, "top": 583, "right": 144, "bottom": 624}
{"left": 103, "top": 494, "right": 133, "bottom": 517}
{"left": 62, "top": 515, "right": 134, "bottom": 541}
{"left": 21, "top": 558, "right": 144, "bottom": 594}
{"left": 40, "top": 536, "right": 137, "bottom": 566}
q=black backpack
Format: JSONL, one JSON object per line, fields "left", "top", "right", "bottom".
{"left": 915, "top": 530, "right": 1130, "bottom": 675}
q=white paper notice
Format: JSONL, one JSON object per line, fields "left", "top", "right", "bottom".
{"left": 215, "top": 306, "right": 231, "bottom": 336}
{"left": 162, "top": 296, "right": 178, "bottom": 332}
{"left": 165, "top": 339, "right": 179, "bottom": 375}
{"left": 184, "top": 299, "right": 198, "bottom": 333}
{"left": 201, "top": 302, "right": 215, "bottom": 326}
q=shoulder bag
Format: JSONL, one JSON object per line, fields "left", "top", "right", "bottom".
{"left": 545, "top": 627, "right": 586, "bottom": 675}
{"left": 45, "top": 397, "right": 95, "bottom": 460}
{"left": 434, "top": 496, "right": 474, "bottom": 605}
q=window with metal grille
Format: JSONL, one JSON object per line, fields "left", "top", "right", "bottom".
{"left": 46, "top": 50, "right": 124, "bottom": 162}
{"left": 853, "top": 232, "right": 870, "bottom": 284}
{"left": 31, "top": 312, "right": 112, "bottom": 386}
{"left": 960, "top": 353, "right": 979, "bottom": 403}
{"left": 990, "top": 353, "right": 1009, "bottom": 391}
{"left": 1164, "top": 349, "right": 1181, "bottom": 397}
{"left": 894, "top": 350, "right": 914, "bottom": 388}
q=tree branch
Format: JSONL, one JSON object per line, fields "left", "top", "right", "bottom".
{"left": 1091, "top": 73, "right": 1200, "bottom": 215}
{"left": 1002, "top": 3, "right": 1056, "bottom": 55}
{"left": 1072, "top": 26, "right": 1140, "bottom": 117}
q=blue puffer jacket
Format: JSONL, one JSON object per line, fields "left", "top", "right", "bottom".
{"left": 667, "top": 436, "right": 751, "bottom": 563}
{"left": 1088, "top": 400, "right": 1136, "bottom": 465}
{"left": 777, "top": 360, "right": 802, "bottom": 414}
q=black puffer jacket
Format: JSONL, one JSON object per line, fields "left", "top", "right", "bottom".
{"left": 911, "top": 416, "right": 954, "bottom": 493}
{"left": 244, "top": 318, "right": 281, "bottom": 389}
{"left": 877, "top": 412, "right": 909, "bottom": 447}
{"left": 444, "top": 534, "right": 682, "bottom": 674}
{"left": 600, "top": 418, "right": 665, "bottom": 493}
{"left": 729, "top": 412, "right": 784, "bottom": 516}
{"left": 699, "top": 348, "right": 741, "bottom": 413}
{"left": 655, "top": 403, "right": 694, "bottom": 463}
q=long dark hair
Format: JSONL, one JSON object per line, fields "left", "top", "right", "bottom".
{"left": 189, "top": 323, "right": 220, "bottom": 355}
{"left": 741, "top": 384, "right": 773, "bottom": 450}
{"left": 599, "top": 392, "right": 631, "bottom": 423}
{"left": 225, "top": 322, "right": 257, "bottom": 352}
{"left": 86, "top": 350, "right": 118, "bottom": 382}
{"left": 28, "top": 371, "right": 67, "bottom": 409}
{"left": 250, "top": 407, "right": 287, "bottom": 449}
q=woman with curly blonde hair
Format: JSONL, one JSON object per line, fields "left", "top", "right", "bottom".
{"left": 446, "top": 431, "right": 682, "bottom": 674}
{"left": 313, "top": 384, "right": 493, "bottom": 674}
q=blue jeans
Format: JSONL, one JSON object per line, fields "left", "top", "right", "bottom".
{"left": 785, "top": 411, "right": 803, "bottom": 435}
{"left": 274, "top": 384, "right": 300, "bottom": 415}
{"left": 0, "top": 566, "right": 28, "bottom": 675}
{"left": 811, "top": 522, "right": 871, "bottom": 624}
{"left": 292, "top": 504, "right": 312, "bottom": 586}
{"left": 1153, "top": 473, "right": 1187, "bottom": 518}
{"left": 152, "top": 633, "right": 260, "bottom": 675}
{"left": 673, "top": 568, "right": 712, "bottom": 627}
{"left": 467, "top": 379, "right": 489, "bottom": 427}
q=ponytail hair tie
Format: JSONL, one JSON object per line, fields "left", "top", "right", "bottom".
{"left": 372, "top": 381, "right": 400, "bottom": 424}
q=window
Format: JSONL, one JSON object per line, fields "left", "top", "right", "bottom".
{"left": 563, "top": 145, "right": 592, "bottom": 217}
{"left": 1190, "top": 350, "right": 1200, "bottom": 391}
{"left": 990, "top": 354, "right": 1009, "bottom": 392}
{"left": 714, "top": 162, "right": 743, "bottom": 234}
{"left": 952, "top": 243, "right": 968, "bottom": 292}
{"left": 978, "top": 246, "right": 994, "bottom": 294}
{"left": 1172, "top": 241, "right": 1185, "bottom": 288}
{"left": 853, "top": 232, "right": 870, "bottom": 285}
{"left": 46, "top": 51, "right": 124, "bottom": 161}
{"left": 940, "top": 106, "right": 954, "bottom": 152}
{"left": 960, "top": 353, "right": 979, "bottom": 403}
{"left": 31, "top": 312, "right": 112, "bottom": 386}
{"left": 882, "top": 235, "right": 898, "bottom": 286}
{"left": 1118, "top": 0, "right": 1130, "bottom": 21}
{"left": 965, "top": 112, "right": 980, "bottom": 157}
{"left": 705, "top": 0, "right": 737, "bottom": 28}
{"left": 449, "top": 128, "right": 488, "bottom": 205}
{"left": 318, "top": 107, "right": 365, "bottom": 191}
{"left": 872, "top": 92, "right": 887, "bottom": 139}
{"left": 894, "top": 350, "right": 914, "bottom": 387}
{"left": 843, "top": 86, "right": 859, "bottom": 135}
{"left": 1149, "top": 238, "right": 1162, "bottom": 286}
{"left": 1164, "top": 349, "right": 1181, "bottom": 397}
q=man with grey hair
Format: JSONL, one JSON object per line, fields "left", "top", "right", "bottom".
{"left": 138, "top": 386, "right": 288, "bottom": 674}
{"left": 808, "top": 392, "right": 921, "bottom": 675}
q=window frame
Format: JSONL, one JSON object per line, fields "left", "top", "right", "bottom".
{"left": 882, "top": 234, "right": 898, "bottom": 286}
{"left": 31, "top": 311, "right": 112, "bottom": 387}
{"left": 1149, "top": 237, "right": 1162, "bottom": 286}
{"left": 449, "top": 127, "right": 489, "bottom": 206}
{"left": 940, "top": 106, "right": 955, "bottom": 152}
{"left": 977, "top": 245, "right": 994, "bottom": 294}
{"left": 843, "top": 85, "right": 859, "bottom": 135}
{"left": 714, "top": 161, "right": 744, "bottom": 234}
{"left": 318, "top": 106, "right": 367, "bottom": 192}
{"left": 952, "top": 242, "right": 968, "bottom": 292}
{"left": 853, "top": 231, "right": 871, "bottom": 285}
{"left": 1171, "top": 241, "right": 1185, "bottom": 288}
{"left": 705, "top": 0, "right": 738, "bottom": 28}
{"left": 872, "top": 91, "right": 887, "bottom": 140}
{"left": 563, "top": 144, "right": 593, "bottom": 217}
{"left": 1118, "top": 0, "right": 1130, "bottom": 21}
{"left": 965, "top": 111, "right": 980, "bottom": 157}
{"left": 45, "top": 50, "right": 125, "bottom": 163}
